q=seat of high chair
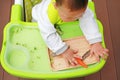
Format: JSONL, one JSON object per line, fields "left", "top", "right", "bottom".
{"left": 0, "top": 0, "right": 107, "bottom": 79}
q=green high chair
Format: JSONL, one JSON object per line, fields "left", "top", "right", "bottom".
{"left": 0, "top": 0, "right": 107, "bottom": 79}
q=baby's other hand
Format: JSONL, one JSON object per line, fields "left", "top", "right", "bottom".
{"left": 90, "top": 42, "right": 109, "bottom": 62}
{"left": 60, "top": 47, "right": 78, "bottom": 66}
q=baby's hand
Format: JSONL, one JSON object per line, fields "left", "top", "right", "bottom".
{"left": 60, "top": 47, "right": 78, "bottom": 66}
{"left": 90, "top": 42, "right": 109, "bottom": 62}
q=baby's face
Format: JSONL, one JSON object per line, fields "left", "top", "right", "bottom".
{"left": 56, "top": 5, "right": 86, "bottom": 22}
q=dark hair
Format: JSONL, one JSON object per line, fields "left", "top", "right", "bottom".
{"left": 56, "top": 0, "right": 88, "bottom": 11}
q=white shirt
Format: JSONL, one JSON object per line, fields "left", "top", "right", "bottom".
{"left": 32, "top": 0, "right": 102, "bottom": 55}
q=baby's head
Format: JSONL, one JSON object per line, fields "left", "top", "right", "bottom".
{"left": 55, "top": 0, "right": 88, "bottom": 22}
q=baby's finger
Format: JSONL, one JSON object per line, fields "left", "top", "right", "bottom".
{"left": 90, "top": 50, "right": 94, "bottom": 57}
{"left": 72, "top": 58, "right": 78, "bottom": 64}
{"left": 102, "top": 51, "right": 109, "bottom": 60}
{"left": 68, "top": 59, "right": 76, "bottom": 66}
{"left": 103, "top": 50, "right": 109, "bottom": 56}
{"left": 66, "top": 56, "right": 76, "bottom": 66}
{"left": 94, "top": 53, "right": 100, "bottom": 62}
{"left": 104, "top": 48, "right": 109, "bottom": 53}
{"left": 99, "top": 51, "right": 104, "bottom": 59}
{"left": 69, "top": 60, "right": 75, "bottom": 66}
{"left": 74, "top": 55, "right": 82, "bottom": 59}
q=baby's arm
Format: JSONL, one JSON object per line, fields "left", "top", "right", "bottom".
{"left": 79, "top": 8, "right": 102, "bottom": 44}
{"left": 32, "top": 2, "right": 77, "bottom": 65}
{"left": 79, "top": 8, "right": 109, "bottom": 61}
{"left": 32, "top": 1, "right": 68, "bottom": 55}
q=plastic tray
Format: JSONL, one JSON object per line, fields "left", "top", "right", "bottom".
{"left": 0, "top": 0, "right": 106, "bottom": 79}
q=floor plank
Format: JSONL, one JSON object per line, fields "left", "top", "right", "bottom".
{"left": 106, "top": 0, "right": 120, "bottom": 80}
{"left": 0, "top": 1, "right": 19, "bottom": 80}
{"left": 3, "top": 71, "right": 19, "bottom": 80}
{"left": 0, "top": 0, "right": 11, "bottom": 50}
{"left": 85, "top": 72, "right": 101, "bottom": 80}
{"left": 0, "top": 0, "right": 12, "bottom": 79}
{"left": 0, "top": 65, "right": 3, "bottom": 80}
{"left": 60, "top": 77, "right": 84, "bottom": 80}
{"left": 93, "top": 0, "right": 118, "bottom": 80}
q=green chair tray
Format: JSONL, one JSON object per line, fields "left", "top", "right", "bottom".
{"left": 0, "top": 1, "right": 106, "bottom": 79}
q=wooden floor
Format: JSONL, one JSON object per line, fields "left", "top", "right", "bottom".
{"left": 0, "top": 0, "right": 120, "bottom": 80}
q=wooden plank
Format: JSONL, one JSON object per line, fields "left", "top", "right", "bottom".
{"left": 0, "top": 0, "right": 19, "bottom": 80}
{"left": 11, "top": 0, "right": 14, "bottom": 4}
{"left": 63, "top": 77, "right": 84, "bottom": 80}
{"left": 85, "top": 72, "right": 101, "bottom": 80}
{"left": 106, "top": 0, "right": 120, "bottom": 80}
{"left": 93, "top": 0, "right": 118, "bottom": 80}
{"left": 3, "top": 71, "right": 19, "bottom": 80}
{"left": 0, "top": 0, "right": 10, "bottom": 50}
{"left": 85, "top": 0, "right": 117, "bottom": 80}
{"left": 0, "top": 0, "right": 13, "bottom": 79}
{"left": 0, "top": 65, "right": 3, "bottom": 80}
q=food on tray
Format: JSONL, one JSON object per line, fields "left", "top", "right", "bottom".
{"left": 49, "top": 36, "right": 98, "bottom": 71}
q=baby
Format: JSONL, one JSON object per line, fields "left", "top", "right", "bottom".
{"left": 32, "top": 0, "right": 109, "bottom": 66}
